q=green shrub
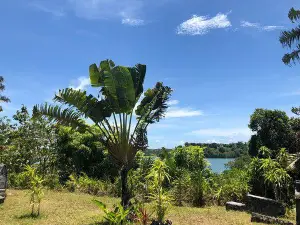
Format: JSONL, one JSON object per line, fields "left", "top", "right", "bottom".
{"left": 43, "top": 173, "right": 61, "bottom": 190}
{"left": 212, "top": 169, "right": 250, "bottom": 205}
{"left": 23, "top": 165, "right": 44, "bottom": 217}
{"left": 171, "top": 169, "right": 191, "bottom": 206}
{"left": 93, "top": 199, "right": 130, "bottom": 225}
{"left": 65, "top": 173, "right": 121, "bottom": 197}
{"left": 147, "top": 159, "right": 172, "bottom": 223}
{"left": 8, "top": 172, "right": 29, "bottom": 189}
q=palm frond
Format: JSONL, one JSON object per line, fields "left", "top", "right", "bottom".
{"left": 282, "top": 46, "right": 300, "bottom": 65}
{"left": 0, "top": 95, "right": 10, "bottom": 103}
{"left": 280, "top": 27, "right": 300, "bottom": 48}
{"left": 136, "top": 82, "right": 172, "bottom": 124}
{"left": 54, "top": 88, "right": 111, "bottom": 123}
{"left": 288, "top": 8, "right": 300, "bottom": 22}
{"left": 292, "top": 106, "right": 300, "bottom": 115}
{"left": 33, "top": 103, "right": 88, "bottom": 131}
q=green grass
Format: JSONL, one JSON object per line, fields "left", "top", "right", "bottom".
{"left": 0, "top": 189, "right": 295, "bottom": 225}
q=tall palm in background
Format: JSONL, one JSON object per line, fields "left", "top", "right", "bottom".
{"left": 0, "top": 76, "right": 10, "bottom": 112}
{"left": 280, "top": 8, "right": 300, "bottom": 65}
{"left": 34, "top": 59, "right": 172, "bottom": 206}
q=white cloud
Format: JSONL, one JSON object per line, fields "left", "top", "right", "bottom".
{"left": 240, "top": 20, "right": 284, "bottom": 31}
{"left": 70, "top": 77, "right": 90, "bottom": 90}
{"left": 167, "top": 100, "right": 179, "bottom": 106}
{"left": 29, "top": 1, "right": 65, "bottom": 17}
{"left": 188, "top": 128, "right": 252, "bottom": 137}
{"left": 262, "top": 25, "right": 284, "bottom": 31}
{"left": 240, "top": 20, "right": 259, "bottom": 28}
{"left": 166, "top": 107, "right": 203, "bottom": 118}
{"left": 122, "top": 18, "right": 145, "bottom": 26}
{"left": 177, "top": 13, "right": 231, "bottom": 36}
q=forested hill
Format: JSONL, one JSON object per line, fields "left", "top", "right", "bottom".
{"left": 186, "top": 142, "right": 248, "bottom": 158}
{"left": 146, "top": 142, "right": 248, "bottom": 158}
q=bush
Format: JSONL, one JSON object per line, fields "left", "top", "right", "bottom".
{"left": 43, "top": 173, "right": 62, "bottom": 190}
{"left": 8, "top": 172, "right": 29, "bottom": 189}
{"left": 65, "top": 173, "right": 121, "bottom": 197}
{"left": 212, "top": 169, "right": 250, "bottom": 205}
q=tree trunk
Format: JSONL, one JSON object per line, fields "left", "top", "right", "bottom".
{"left": 120, "top": 165, "right": 130, "bottom": 207}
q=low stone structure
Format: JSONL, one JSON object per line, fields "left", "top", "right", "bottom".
{"left": 225, "top": 201, "right": 246, "bottom": 211}
{"left": 0, "top": 164, "right": 7, "bottom": 204}
{"left": 246, "top": 194, "right": 285, "bottom": 217}
{"left": 251, "top": 213, "right": 294, "bottom": 225}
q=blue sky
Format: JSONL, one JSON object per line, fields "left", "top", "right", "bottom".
{"left": 1, "top": 0, "right": 300, "bottom": 148}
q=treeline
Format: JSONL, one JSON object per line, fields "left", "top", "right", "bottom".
{"left": 146, "top": 142, "right": 248, "bottom": 158}
{"left": 185, "top": 142, "right": 248, "bottom": 158}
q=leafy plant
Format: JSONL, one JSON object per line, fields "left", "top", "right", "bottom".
{"left": 92, "top": 199, "right": 130, "bottom": 225}
{"left": 212, "top": 169, "right": 250, "bottom": 205}
{"left": 131, "top": 201, "right": 153, "bottom": 225}
{"left": 171, "top": 169, "right": 190, "bottom": 206}
{"left": 23, "top": 165, "right": 44, "bottom": 216}
{"left": 248, "top": 146, "right": 292, "bottom": 204}
{"left": 34, "top": 59, "right": 172, "bottom": 207}
{"left": 147, "top": 159, "right": 172, "bottom": 223}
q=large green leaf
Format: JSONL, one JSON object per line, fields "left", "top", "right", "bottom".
{"left": 54, "top": 88, "right": 111, "bottom": 123}
{"left": 129, "top": 64, "right": 146, "bottom": 102}
{"left": 135, "top": 82, "right": 172, "bottom": 124}
{"left": 102, "top": 66, "right": 135, "bottom": 113}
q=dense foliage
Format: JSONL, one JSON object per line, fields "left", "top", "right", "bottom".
{"left": 248, "top": 108, "right": 300, "bottom": 157}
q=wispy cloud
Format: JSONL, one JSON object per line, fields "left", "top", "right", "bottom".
{"left": 167, "top": 100, "right": 179, "bottom": 106}
{"left": 262, "top": 25, "right": 284, "bottom": 31}
{"left": 188, "top": 128, "right": 252, "bottom": 137}
{"left": 240, "top": 20, "right": 284, "bottom": 31}
{"left": 29, "top": 1, "right": 65, "bottom": 17}
{"left": 176, "top": 12, "right": 232, "bottom": 36}
{"left": 240, "top": 21, "right": 259, "bottom": 28}
{"left": 122, "top": 18, "right": 145, "bottom": 26}
{"left": 67, "top": 0, "right": 149, "bottom": 25}
{"left": 166, "top": 107, "right": 203, "bottom": 118}
{"left": 70, "top": 77, "right": 90, "bottom": 90}
{"left": 186, "top": 128, "right": 252, "bottom": 144}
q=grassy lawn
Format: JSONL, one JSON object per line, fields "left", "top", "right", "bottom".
{"left": 0, "top": 189, "right": 294, "bottom": 225}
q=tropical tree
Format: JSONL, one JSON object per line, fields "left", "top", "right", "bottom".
{"left": 280, "top": 8, "right": 300, "bottom": 65}
{"left": 34, "top": 59, "right": 172, "bottom": 207}
{"left": 0, "top": 76, "right": 10, "bottom": 112}
{"left": 248, "top": 108, "right": 295, "bottom": 156}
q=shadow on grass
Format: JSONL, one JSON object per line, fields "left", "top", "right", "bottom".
{"left": 15, "top": 213, "right": 43, "bottom": 220}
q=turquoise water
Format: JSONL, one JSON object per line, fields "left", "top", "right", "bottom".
{"left": 207, "top": 158, "right": 234, "bottom": 173}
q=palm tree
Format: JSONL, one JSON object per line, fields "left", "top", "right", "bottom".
{"left": 0, "top": 76, "right": 10, "bottom": 112}
{"left": 280, "top": 8, "right": 300, "bottom": 65}
{"left": 34, "top": 59, "right": 172, "bottom": 206}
